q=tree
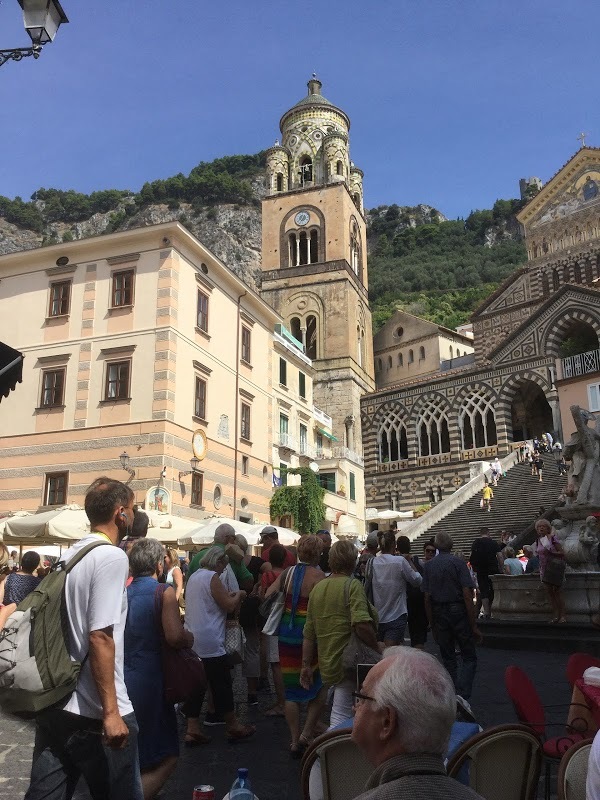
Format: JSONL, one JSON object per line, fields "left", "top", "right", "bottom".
{"left": 270, "top": 467, "right": 326, "bottom": 534}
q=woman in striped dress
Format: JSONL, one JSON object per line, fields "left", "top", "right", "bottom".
{"left": 266, "top": 534, "right": 325, "bottom": 756}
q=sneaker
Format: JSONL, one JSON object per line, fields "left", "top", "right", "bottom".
{"left": 247, "top": 694, "right": 258, "bottom": 706}
{"left": 204, "top": 711, "right": 226, "bottom": 726}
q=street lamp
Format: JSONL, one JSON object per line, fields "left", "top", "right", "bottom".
{"left": 179, "top": 456, "right": 199, "bottom": 482}
{"left": 119, "top": 451, "right": 136, "bottom": 480}
{"left": 1, "top": 1, "right": 68, "bottom": 67}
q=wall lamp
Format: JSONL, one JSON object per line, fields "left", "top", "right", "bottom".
{"left": 1, "top": 1, "right": 69, "bottom": 68}
{"left": 119, "top": 451, "right": 136, "bottom": 480}
{"left": 179, "top": 456, "right": 199, "bottom": 481}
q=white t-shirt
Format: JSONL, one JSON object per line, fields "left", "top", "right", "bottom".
{"left": 185, "top": 568, "right": 227, "bottom": 658}
{"left": 588, "top": 729, "right": 600, "bottom": 799}
{"left": 371, "top": 553, "right": 422, "bottom": 623}
{"left": 61, "top": 533, "right": 133, "bottom": 719}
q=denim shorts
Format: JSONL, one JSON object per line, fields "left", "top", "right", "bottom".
{"left": 377, "top": 613, "right": 408, "bottom": 644}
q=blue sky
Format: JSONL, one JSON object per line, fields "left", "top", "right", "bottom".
{"left": 1, "top": 0, "right": 598, "bottom": 220}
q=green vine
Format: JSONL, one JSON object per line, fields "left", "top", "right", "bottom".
{"left": 269, "top": 467, "right": 326, "bottom": 535}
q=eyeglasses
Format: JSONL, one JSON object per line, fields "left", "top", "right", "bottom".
{"left": 352, "top": 691, "right": 376, "bottom": 707}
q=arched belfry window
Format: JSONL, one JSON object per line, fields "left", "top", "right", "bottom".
{"left": 378, "top": 409, "right": 409, "bottom": 463}
{"left": 290, "top": 317, "right": 303, "bottom": 348}
{"left": 306, "top": 315, "right": 318, "bottom": 360}
{"left": 336, "top": 160, "right": 344, "bottom": 176}
{"left": 416, "top": 399, "right": 451, "bottom": 457}
{"left": 300, "top": 156, "right": 313, "bottom": 185}
{"left": 276, "top": 173, "right": 283, "bottom": 192}
{"left": 289, "top": 229, "right": 319, "bottom": 266}
{"left": 459, "top": 388, "right": 497, "bottom": 450}
{"left": 350, "top": 221, "right": 362, "bottom": 278}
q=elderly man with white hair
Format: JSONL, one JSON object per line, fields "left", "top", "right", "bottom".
{"left": 186, "top": 522, "right": 254, "bottom": 592}
{"left": 351, "top": 649, "right": 484, "bottom": 799}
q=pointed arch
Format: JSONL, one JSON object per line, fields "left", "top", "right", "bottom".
{"left": 413, "top": 394, "right": 451, "bottom": 456}
{"left": 541, "top": 306, "right": 600, "bottom": 358}
{"left": 377, "top": 405, "right": 409, "bottom": 463}
{"left": 456, "top": 385, "right": 497, "bottom": 450}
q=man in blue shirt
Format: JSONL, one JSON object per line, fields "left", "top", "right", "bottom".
{"left": 422, "top": 532, "right": 482, "bottom": 702}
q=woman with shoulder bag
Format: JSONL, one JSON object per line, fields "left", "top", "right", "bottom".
{"left": 183, "top": 546, "right": 255, "bottom": 742}
{"left": 264, "top": 534, "right": 325, "bottom": 756}
{"left": 124, "top": 539, "right": 195, "bottom": 800}
{"left": 300, "top": 540, "right": 381, "bottom": 731}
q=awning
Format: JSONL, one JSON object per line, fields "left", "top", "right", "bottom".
{"left": 318, "top": 427, "right": 338, "bottom": 442}
{"left": 0, "top": 342, "right": 24, "bottom": 403}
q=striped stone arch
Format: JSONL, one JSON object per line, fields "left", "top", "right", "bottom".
{"left": 495, "top": 370, "right": 555, "bottom": 443}
{"left": 373, "top": 399, "right": 411, "bottom": 464}
{"left": 371, "top": 398, "right": 410, "bottom": 428}
{"left": 540, "top": 306, "right": 600, "bottom": 358}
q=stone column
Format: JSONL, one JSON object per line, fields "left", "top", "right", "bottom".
{"left": 345, "top": 415, "right": 355, "bottom": 451}
{"left": 550, "top": 397, "right": 563, "bottom": 442}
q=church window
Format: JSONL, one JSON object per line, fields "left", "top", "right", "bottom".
{"left": 387, "top": 356, "right": 392, "bottom": 369}
{"left": 310, "top": 229, "right": 319, "bottom": 263}
{"left": 563, "top": 265, "right": 570, "bottom": 283}
{"left": 456, "top": 349, "right": 461, "bottom": 358}
{"left": 306, "top": 315, "right": 318, "bottom": 360}
{"left": 586, "top": 259, "right": 594, "bottom": 283}
{"left": 290, "top": 317, "right": 303, "bottom": 348}
{"left": 419, "top": 346, "right": 425, "bottom": 360}
{"left": 377, "top": 358, "right": 382, "bottom": 372}
{"left": 416, "top": 399, "right": 451, "bottom": 457}
{"left": 408, "top": 349, "right": 414, "bottom": 364}
{"left": 350, "top": 222, "right": 361, "bottom": 277}
{"left": 357, "top": 326, "right": 364, "bottom": 368}
{"left": 378, "top": 409, "right": 409, "bottom": 462}
{"left": 552, "top": 270, "right": 560, "bottom": 291}
{"left": 398, "top": 353, "right": 403, "bottom": 366}
{"left": 300, "top": 156, "right": 313, "bottom": 185}
{"left": 574, "top": 262, "right": 582, "bottom": 283}
{"left": 289, "top": 233, "right": 298, "bottom": 267}
{"left": 299, "top": 231, "right": 309, "bottom": 265}
{"left": 336, "top": 160, "right": 344, "bottom": 176}
{"left": 459, "top": 388, "right": 497, "bottom": 450}
{"left": 276, "top": 173, "right": 284, "bottom": 192}
{"left": 352, "top": 193, "right": 361, "bottom": 209}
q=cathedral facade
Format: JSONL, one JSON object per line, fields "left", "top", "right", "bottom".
{"left": 361, "top": 147, "right": 600, "bottom": 512}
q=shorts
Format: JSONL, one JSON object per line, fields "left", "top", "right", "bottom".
{"left": 477, "top": 574, "right": 494, "bottom": 601}
{"left": 377, "top": 613, "right": 408, "bottom": 644}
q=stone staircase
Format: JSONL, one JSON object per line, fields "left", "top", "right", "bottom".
{"left": 410, "top": 462, "right": 567, "bottom": 555}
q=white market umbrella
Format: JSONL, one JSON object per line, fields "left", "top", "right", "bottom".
{"left": 0, "top": 510, "right": 33, "bottom": 540}
{"left": 375, "top": 509, "right": 402, "bottom": 521}
{"left": 3, "top": 504, "right": 90, "bottom": 544}
{"left": 177, "top": 517, "right": 254, "bottom": 549}
{"left": 145, "top": 512, "right": 201, "bottom": 544}
{"left": 244, "top": 523, "right": 301, "bottom": 547}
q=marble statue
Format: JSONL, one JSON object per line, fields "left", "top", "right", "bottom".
{"left": 564, "top": 405, "right": 600, "bottom": 507}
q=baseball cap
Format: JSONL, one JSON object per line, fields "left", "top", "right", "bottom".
{"left": 366, "top": 531, "right": 379, "bottom": 548}
{"left": 260, "top": 525, "right": 278, "bottom": 540}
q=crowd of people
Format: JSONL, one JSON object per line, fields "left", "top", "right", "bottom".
{"left": 0, "top": 475, "right": 578, "bottom": 800}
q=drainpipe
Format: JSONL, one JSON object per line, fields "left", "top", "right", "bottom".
{"left": 232, "top": 291, "right": 247, "bottom": 519}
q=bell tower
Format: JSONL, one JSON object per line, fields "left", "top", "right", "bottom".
{"left": 261, "top": 76, "right": 375, "bottom": 457}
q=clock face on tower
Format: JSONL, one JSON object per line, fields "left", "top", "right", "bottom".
{"left": 294, "top": 210, "right": 310, "bottom": 227}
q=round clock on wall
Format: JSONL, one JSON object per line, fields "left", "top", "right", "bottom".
{"left": 294, "top": 210, "right": 310, "bottom": 226}
{"left": 192, "top": 429, "right": 208, "bottom": 460}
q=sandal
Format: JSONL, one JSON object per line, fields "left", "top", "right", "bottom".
{"left": 184, "top": 731, "right": 212, "bottom": 747}
{"left": 227, "top": 724, "right": 256, "bottom": 742}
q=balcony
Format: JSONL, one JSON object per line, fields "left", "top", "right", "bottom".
{"left": 277, "top": 432, "right": 298, "bottom": 452}
{"left": 315, "top": 446, "right": 364, "bottom": 466}
{"left": 313, "top": 405, "right": 333, "bottom": 428}
{"left": 560, "top": 348, "right": 600, "bottom": 379}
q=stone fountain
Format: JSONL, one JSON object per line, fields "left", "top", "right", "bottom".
{"left": 492, "top": 405, "right": 600, "bottom": 624}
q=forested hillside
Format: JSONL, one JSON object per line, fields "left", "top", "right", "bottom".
{"left": 0, "top": 151, "right": 530, "bottom": 328}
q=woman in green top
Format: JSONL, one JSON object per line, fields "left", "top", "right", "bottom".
{"left": 300, "top": 540, "right": 380, "bottom": 729}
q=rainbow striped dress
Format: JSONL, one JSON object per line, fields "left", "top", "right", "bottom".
{"left": 278, "top": 563, "right": 322, "bottom": 702}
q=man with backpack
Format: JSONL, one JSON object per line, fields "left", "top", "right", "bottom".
{"left": 24, "top": 477, "right": 142, "bottom": 800}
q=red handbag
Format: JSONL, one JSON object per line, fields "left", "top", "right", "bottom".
{"left": 154, "top": 585, "right": 206, "bottom": 704}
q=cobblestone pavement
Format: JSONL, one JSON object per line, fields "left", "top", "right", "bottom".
{"left": 0, "top": 645, "right": 572, "bottom": 800}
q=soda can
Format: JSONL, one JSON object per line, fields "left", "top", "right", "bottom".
{"left": 193, "top": 786, "right": 215, "bottom": 800}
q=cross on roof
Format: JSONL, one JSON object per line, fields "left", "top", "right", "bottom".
{"left": 577, "top": 131, "right": 590, "bottom": 148}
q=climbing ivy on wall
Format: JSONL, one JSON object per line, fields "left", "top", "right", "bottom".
{"left": 270, "top": 467, "right": 326, "bottom": 535}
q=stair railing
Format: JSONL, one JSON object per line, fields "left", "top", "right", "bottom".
{"left": 403, "top": 450, "right": 519, "bottom": 542}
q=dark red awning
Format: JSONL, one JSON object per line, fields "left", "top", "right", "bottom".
{"left": 0, "top": 341, "right": 24, "bottom": 402}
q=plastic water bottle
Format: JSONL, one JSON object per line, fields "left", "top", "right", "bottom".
{"left": 229, "top": 768, "right": 253, "bottom": 799}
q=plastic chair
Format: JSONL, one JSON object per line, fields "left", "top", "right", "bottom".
{"left": 301, "top": 728, "right": 373, "bottom": 800}
{"left": 446, "top": 723, "right": 543, "bottom": 800}
{"left": 557, "top": 738, "right": 593, "bottom": 800}
{"left": 505, "top": 665, "right": 587, "bottom": 800}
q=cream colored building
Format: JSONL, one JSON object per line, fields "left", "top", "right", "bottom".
{"left": 373, "top": 310, "right": 475, "bottom": 390}
{"left": 0, "top": 222, "right": 279, "bottom": 523}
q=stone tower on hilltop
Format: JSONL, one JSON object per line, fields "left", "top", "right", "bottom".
{"left": 261, "top": 76, "right": 375, "bottom": 461}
